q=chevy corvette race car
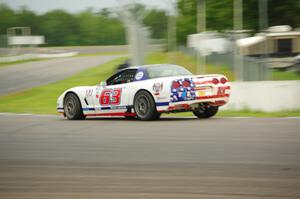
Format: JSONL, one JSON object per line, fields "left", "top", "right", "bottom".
{"left": 57, "top": 64, "right": 230, "bottom": 120}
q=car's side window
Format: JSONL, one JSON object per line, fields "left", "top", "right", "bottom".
{"left": 106, "top": 69, "right": 137, "bottom": 86}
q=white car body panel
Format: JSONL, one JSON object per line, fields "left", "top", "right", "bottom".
{"left": 57, "top": 65, "right": 230, "bottom": 117}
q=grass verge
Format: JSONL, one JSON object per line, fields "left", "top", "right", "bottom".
{"left": 272, "top": 70, "right": 300, "bottom": 80}
{"left": 0, "top": 57, "right": 127, "bottom": 114}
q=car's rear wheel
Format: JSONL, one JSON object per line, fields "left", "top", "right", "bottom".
{"left": 193, "top": 105, "right": 219, "bottom": 119}
{"left": 64, "top": 93, "right": 85, "bottom": 120}
{"left": 134, "top": 91, "right": 160, "bottom": 121}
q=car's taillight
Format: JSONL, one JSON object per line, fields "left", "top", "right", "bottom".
{"left": 212, "top": 78, "right": 219, "bottom": 84}
{"left": 220, "top": 77, "right": 227, "bottom": 84}
{"left": 182, "top": 80, "right": 190, "bottom": 87}
{"left": 172, "top": 81, "right": 180, "bottom": 89}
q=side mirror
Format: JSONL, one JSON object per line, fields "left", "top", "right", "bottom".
{"left": 100, "top": 81, "right": 107, "bottom": 86}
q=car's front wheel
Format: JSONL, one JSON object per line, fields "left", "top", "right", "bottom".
{"left": 134, "top": 91, "right": 160, "bottom": 121}
{"left": 64, "top": 93, "right": 86, "bottom": 120}
{"left": 193, "top": 105, "right": 219, "bottom": 119}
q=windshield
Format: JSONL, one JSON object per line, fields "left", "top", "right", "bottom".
{"left": 145, "top": 65, "right": 192, "bottom": 79}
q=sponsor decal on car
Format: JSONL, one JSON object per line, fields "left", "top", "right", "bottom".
{"left": 99, "top": 88, "right": 122, "bottom": 106}
{"left": 135, "top": 71, "right": 144, "bottom": 80}
{"left": 85, "top": 89, "right": 93, "bottom": 97}
{"left": 152, "top": 82, "right": 163, "bottom": 93}
{"left": 171, "top": 78, "right": 196, "bottom": 102}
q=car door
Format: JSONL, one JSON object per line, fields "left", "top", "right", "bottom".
{"left": 93, "top": 69, "right": 137, "bottom": 114}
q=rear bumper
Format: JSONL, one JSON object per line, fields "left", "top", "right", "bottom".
{"left": 162, "top": 79, "right": 231, "bottom": 112}
{"left": 156, "top": 94, "right": 230, "bottom": 112}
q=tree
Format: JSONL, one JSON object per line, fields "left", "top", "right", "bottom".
{"left": 176, "top": 0, "right": 197, "bottom": 44}
{"left": 77, "top": 9, "right": 126, "bottom": 45}
{"left": 40, "top": 10, "right": 79, "bottom": 45}
{"left": 176, "top": 0, "right": 300, "bottom": 45}
{"left": 143, "top": 9, "right": 168, "bottom": 39}
{"left": 176, "top": 0, "right": 233, "bottom": 44}
{"left": 269, "top": 0, "right": 300, "bottom": 28}
{"left": 16, "top": 6, "right": 40, "bottom": 34}
{"left": 0, "top": 4, "right": 17, "bottom": 35}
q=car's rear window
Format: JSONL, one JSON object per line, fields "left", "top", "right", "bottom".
{"left": 145, "top": 65, "right": 192, "bottom": 79}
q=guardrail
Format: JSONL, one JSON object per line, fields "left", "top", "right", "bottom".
{"left": 0, "top": 52, "right": 78, "bottom": 63}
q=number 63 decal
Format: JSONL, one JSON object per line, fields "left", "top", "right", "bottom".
{"left": 100, "top": 88, "right": 122, "bottom": 105}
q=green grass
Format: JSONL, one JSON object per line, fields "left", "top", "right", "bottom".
{"left": 272, "top": 70, "right": 300, "bottom": 80}
{"left": 0, "top": 57, "right": 127, "bottom": 114}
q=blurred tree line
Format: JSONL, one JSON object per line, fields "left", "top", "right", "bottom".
{"left": 0, "top": 3, "right": 167, "bottom": 46}
{"left": 0, "top": 0, "right": 299, "bottom": 46}
{"left": 176, "top": 0, "right": 300, "bottom": 44}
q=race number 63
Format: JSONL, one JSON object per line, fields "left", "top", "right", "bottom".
{"left": 100, "top": 89, "right": 122, "bottom": 105}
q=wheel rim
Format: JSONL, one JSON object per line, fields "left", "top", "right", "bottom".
{"left": 196, "top": 106, "right": 206, "bottom": 114}
{"left": 135, "top": 95, "right": 150, "bottom": 117}
{"left": 65, "top": 97, "right": 76, "bottom": 117}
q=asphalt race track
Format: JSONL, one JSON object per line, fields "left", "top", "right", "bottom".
{"left": 0, "top": 55, "right": 122, "bottom": 95}
{"left": 0, "top": 114, "right": 299, "bottom": 199}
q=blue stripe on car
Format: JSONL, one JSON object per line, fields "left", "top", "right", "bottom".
{"left": 82, "top": 107, "right": 96, "bottom": 111}
{"left": 61, "top": 103, "right": 169, "bottom": 112}
{"left": 101, "top": 107, "right": 111, "bottom": 110}
{"left": 156, "top": 102, "right": 169, "bottom": 106}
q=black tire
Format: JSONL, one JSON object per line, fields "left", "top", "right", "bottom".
{"left": 63, "top": 93, "right": 86, "bottom": 120}
{"left": 134, "top": 91, "right": 160, "bottom": 121}
{"left": 193, "top": 106, "right": 219, "bottom": 119}
{"left": 153, "top": 112, "right": 162, "bottom": 120}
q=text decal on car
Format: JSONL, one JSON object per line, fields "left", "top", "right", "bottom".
{"left": 100, "top": 89, "right": 122, "bottom": 105}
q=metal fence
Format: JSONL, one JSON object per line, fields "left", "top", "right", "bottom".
{"left": 0, "top": 35, "right": 8, "bottom": 56}
{"left": 207, "top": 52, "right": 269, "bottom": 81}
{"left": 179, "top": 46, "right": 269, "bottom": 81}
{"left": 242, "top": 56, "right": 269, "bottom": 81}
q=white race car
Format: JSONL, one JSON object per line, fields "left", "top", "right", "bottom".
{"left": 57, "top": 64, "right": 230, "bottom": 120}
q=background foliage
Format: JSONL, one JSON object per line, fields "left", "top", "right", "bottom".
{"left": 0, "top": 0, "right": 299, "bottom": 46}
